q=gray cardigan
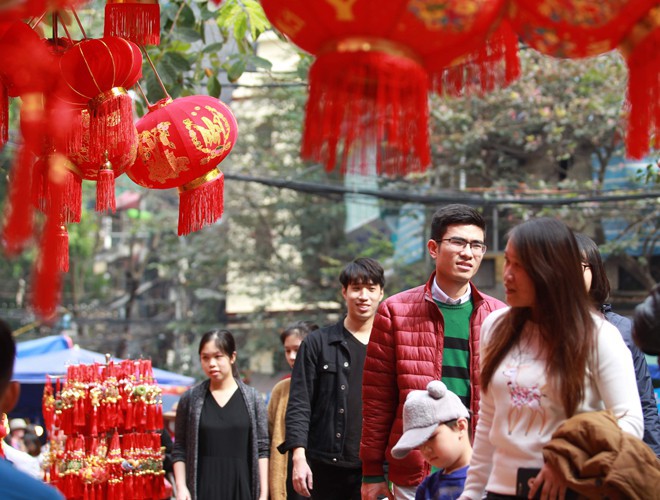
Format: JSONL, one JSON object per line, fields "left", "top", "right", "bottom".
{"left": 172, "top": 378, "right": 269, "bottom": 500}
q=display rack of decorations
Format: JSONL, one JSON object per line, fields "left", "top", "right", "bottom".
{"left": 42, "top": 358, "right": 169, "bottom": 499}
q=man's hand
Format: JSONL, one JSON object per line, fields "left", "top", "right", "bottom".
{"left": 528, "top": 463, "right": 567, "bottom": 500}
{"left": 361, "top": 481, "right": 393, "bottom": 500}
{"left": 292, "top": 448, "right": 313, "bottom": 497}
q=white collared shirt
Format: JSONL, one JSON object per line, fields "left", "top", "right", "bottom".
{"left": 432, "top": 279, "right": 471, "bottom": 305}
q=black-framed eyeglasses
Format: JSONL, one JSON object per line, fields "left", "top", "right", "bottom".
{"left": 581, "top": 263, "right": 591, "bottom": 272}
{"left": 438, "top": 237, "right": 487, "bottom": 255}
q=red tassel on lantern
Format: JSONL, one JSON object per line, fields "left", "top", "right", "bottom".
{"left": 105, "top": 0, "right": 161, "bottom": 46}
{"left": 32, "top": 155, "right": 83, "bottom": 224}
{"left": 303, "top": 47, "right": 429, "bottom": 176}
{"left": 32, "top": 203, "right": 65, "bottom": 321}
{"left": 178, "top": 169, "right": 224, "bottom": 236}
{"left": 56, "top": 224, "right": 69, "bottom": 273}
{"left": 96, "top": 154, "right": 117, "bottom": 213}
{"left": 621, "top": 5, "right": 660, "bottom": 159}
{"left": 433, "top": 20, "right": 521, "bottom": 97}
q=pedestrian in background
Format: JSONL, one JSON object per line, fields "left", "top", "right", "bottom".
{"left": 268, "top": 320, "right": 318, "bottom": 500}
{"left": 575, "top": 232, "right": 660, "bottom": 457}
{"left": 633, "top": 283, "right": 660, "bottom": 358}
{"left": 279, "top": 257, "right": 385, "bottom": 499}
{"left": 460, "top": 218, "right": 642, "bottom": 499}
{"left": 172, "top": 330, "right": 269, "bottom": 500}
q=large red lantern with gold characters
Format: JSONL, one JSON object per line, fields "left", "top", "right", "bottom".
{"left": 260, "top": 0, "right": 518, "bottom": 176}
{"left": 507, "top": 0, "right": 659, "bottom": 158}
{"left": 127, "top": 95, "right": 238, "bottom": 236}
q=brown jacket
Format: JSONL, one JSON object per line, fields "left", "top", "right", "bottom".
{"left": 543, "top": 410, "right": 660, "bottom": 500}
{"left": 267, "top": 378, "right": 290, "bottom": 500}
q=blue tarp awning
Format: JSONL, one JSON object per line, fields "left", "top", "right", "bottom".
{"left": 16, "top": 334, "right": 73, "bottom": 358}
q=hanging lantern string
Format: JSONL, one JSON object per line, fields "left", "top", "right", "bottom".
{"left": 135, "top": 81, "right": 151, "bottom": 108}
{"left": 71, "top": 8, "right": 88, "bottom": 40}
{"left": 140, "top": 45, "right": 171, "bottom": 104}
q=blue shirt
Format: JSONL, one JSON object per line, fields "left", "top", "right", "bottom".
{"left": 415, "top": 465, "right": 469, "bottom": 500}
{"left": 0, "top": 457, "right": 63, "bottom": 499}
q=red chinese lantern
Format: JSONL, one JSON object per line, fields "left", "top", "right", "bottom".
{"left": 67, "top": 109, "right": 139, "bottom": 213}
{"left": 260, "top": 0, "right": 516, "bottom": 176}
{"left": 58, "top": 36, "right": 142, "bottom": 162}
{"left": 127, "top": 95, "right": 237, "bottom": 236}
{"left": 508, "top": 0, "right": 656, "bottom": 58}
{"left": 508, "top": 0, "right": 659, "bottom": 158}
{"left": 104, "top": 0, "right": 161, "bottom": 46}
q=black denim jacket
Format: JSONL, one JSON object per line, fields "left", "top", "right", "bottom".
{"left": 278, "top": 318, "right": 362, "bottom": 467}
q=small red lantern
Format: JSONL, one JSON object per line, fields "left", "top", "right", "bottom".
{"left": 127, "top": 95, "right": 237, "bottom": 236}
{"left": 104, "top": 0, "right": 161, "bottom": 46}
{"left": 260, "top": 0, "right": 516, "bottom": 176}
{"left": 58, "top": 36, "right": 142, "bottom": 163}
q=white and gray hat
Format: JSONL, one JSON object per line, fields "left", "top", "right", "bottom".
{"left": 391, "top": 380, "right": 469, "bottom": 459}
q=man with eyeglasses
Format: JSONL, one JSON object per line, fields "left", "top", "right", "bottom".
{"left": 360, "top": 204, "right": 506, "bottom": 500}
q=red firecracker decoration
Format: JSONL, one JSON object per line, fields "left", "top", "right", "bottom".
{"left": 58, "top": 36, "right": 142, "bottom": 163}
{"left": 127, "top": 95, "right": 237, "bottom": 236}
{"left": 104, "top": 0, "right": 161, "bottom": 46}
{"left": 260, "top": 0, "right": 518, "bottom": 175}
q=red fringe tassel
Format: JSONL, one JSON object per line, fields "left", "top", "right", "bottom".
{"left": 104, "top": 3, "right": 161, "bottom": 46}
{"left": 32, "top": 216, "right": 63, "bottom": 321}
{"left": 177, "top": 169, "right": 224, "bottom": 236}
{"left": 57, "top": 225, "right": 69, "bottom": 273}
{"left": 88, "top": 91, "right": 134, "bottom": 164}
{"left": 32, "top": 156, "right": 83, "bottom": 224}
{"left": 303, "top": 50, "right": 430, "bottom": 176}
{"left": 432, "top": 20, "right": 521, "bottom": 97}
{"left": 96, "top": 165, "right": 117, "bottom": 213}
{"left": 623, "top": 16, "right": 659, "bottom": 159}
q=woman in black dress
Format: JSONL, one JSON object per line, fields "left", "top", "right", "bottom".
{"left": 172, "top": 330, "right": 269, "bottom": 500}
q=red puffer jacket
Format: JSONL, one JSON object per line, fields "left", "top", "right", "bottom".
{"left": 360, "top": 273, "right": 506, "bottom": 487}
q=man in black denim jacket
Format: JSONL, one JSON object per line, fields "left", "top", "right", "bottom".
{"left": 278, "top": 258, "right": 384, "bottom": 500}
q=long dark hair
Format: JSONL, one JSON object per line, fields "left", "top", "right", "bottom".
{"left": 199, "top": 329, "right": 240, "bottom": 378}
{"left": 481, "top": 218, "right": 596, "bottom": 417}
{"left": 574, "top": 232, "right": 611, "bottom": 307}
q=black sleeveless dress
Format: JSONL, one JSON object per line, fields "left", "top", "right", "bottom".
{"left": 197, "top": 388, "right": 251, "bottom": 500}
